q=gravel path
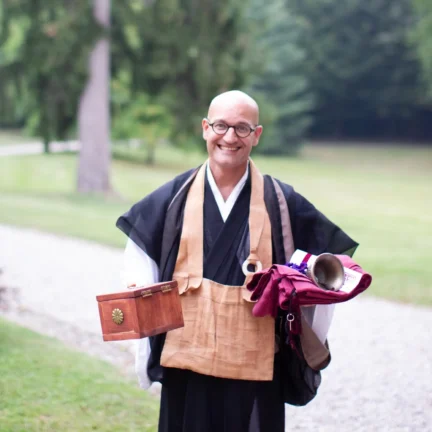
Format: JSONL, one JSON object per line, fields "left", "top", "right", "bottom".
{"left": 0, "top": 141, "right": 79, "bottom": 157}
{"left": 1, "top": 224, "right": 431, "bottom": 431}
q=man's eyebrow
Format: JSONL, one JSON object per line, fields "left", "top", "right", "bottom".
{"left": 212, "top": 118, "right": 251, "bottom": 126}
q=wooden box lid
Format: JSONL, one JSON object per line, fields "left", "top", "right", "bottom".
{"left": 96, "top": 280, "right": 178, "bottom": 302}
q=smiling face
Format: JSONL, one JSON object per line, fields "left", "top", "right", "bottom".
{"left": 202, "top": 92, "right": 263, "bottom": 175}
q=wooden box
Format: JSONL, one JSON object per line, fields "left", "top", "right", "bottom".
{"left": 96, "top": 280, "right": 184, "bottom": 341}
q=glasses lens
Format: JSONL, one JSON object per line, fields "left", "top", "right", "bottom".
{"left": 235, "top": 125, "right": 251, "bottom": 137}
{"left": 213, "top": 122, "right": 228, "bottom": 134}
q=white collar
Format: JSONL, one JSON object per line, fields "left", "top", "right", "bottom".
{"left": 206, "top": 161, "right": 249, "bottom": 222}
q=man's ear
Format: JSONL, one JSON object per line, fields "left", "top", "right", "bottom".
{"left": 202, "top": 118, "right": 210, "bottom": 139}
{"left": 252, "top": 125, "right": 263, "bottom": 147}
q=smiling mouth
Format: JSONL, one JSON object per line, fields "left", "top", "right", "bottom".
{"left": 217, "top": 144, "right": 240, "bottom": 152}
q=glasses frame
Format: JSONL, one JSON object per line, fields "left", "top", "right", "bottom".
{"left": 205, "top": 118, "right": 258, "bottom": 138}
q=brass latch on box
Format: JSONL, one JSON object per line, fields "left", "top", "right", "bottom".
{"left": 141, "top": 290, "right": 153, "bottom": 298}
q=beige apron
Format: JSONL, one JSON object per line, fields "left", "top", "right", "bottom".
{"left": 160, "top": 159, "right": 275, "bottom": 381}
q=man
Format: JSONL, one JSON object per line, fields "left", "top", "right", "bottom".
{"left": 117, "top": 90, "right": 358, "bottom": 432}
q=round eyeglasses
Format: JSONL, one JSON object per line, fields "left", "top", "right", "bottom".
{"left": 206, "top": 118, "right": 257, "bottom": 138}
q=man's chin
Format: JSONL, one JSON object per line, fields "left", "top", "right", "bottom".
{"left": 211, "top": 155, "right": 247, "bottom": 170}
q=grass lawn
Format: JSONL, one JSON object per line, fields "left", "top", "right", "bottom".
{"left": 0, "top": 143, "right": 431, "bottom": 305}
{"left": 0, "top": 318, "right": 159, "bottom": 431}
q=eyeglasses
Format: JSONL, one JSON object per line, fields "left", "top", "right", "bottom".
{"left": 205, "top": 118, "right": 257, "bottom": 138}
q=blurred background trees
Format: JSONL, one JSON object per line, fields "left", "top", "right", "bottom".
{"left": 110, "top": 0, "right": 252, "bottom": 148}
{"left": 0, "top": 0, "right": 100, "bottom": 152}
{"left": 289, "top": 0, "right": 428, "bottom": 141}
{"left": 248, "top": 0, "right": 314, "bottom": 155}
{"left": 411, "top": 0, "right": 432, "bottom": 102}
{"left": 1, "top": 0, "right": 431, "bottom": 167}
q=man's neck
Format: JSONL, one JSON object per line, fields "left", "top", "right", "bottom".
{"left": 208, "top": 161, "right": 248, "bottom": 201}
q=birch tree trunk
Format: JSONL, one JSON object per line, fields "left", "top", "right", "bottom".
{"left": 77, "top": 0, "right": 111, "bottom": 194}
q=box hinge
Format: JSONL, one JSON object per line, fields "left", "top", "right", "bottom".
{"left": 161, "top": 284, "right": 172, "bottom": 293}
{"left": 141, "top": 289, "right": 153, "bottom": 298}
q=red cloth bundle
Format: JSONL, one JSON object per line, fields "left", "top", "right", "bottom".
{"left": 246, "top": 255, "right": 372, "bottom": 318}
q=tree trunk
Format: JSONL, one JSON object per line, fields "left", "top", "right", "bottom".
{"left": 43, "top": 138, "right": 50, "bottom": 154}
{"left": 146, "top": 141, "right": 156, "bottom": 166}
{"left": 77, "top": 0, "right": 111, "bottom": 194}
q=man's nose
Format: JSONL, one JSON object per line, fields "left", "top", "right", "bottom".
{"left": 224, "top": 127, "right": 238, "bottom": 143}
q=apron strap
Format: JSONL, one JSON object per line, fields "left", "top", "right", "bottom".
{"left": 242, "top": 159, "right": 266, "bottom": 281}
{"left": 172, "top": 162, "right": 206, "bottom": 293}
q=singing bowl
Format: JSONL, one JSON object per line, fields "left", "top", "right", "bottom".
{"left": 308, "top": 253, "right": 345, "bottom": 291}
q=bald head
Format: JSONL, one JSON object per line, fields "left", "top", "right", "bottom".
{"left": 208, "top": 90, "right": 260, "bottom": 125}
{"left": 203, "top": 90, "right": 263, "bottom": 174}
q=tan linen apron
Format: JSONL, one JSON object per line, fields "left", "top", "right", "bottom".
{"left": 160, "top": 159, "right": 275, "bottom": 381}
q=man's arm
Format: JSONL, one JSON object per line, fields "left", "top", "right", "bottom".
{"left": 123, "top": 238, "right": 159, "bottom": 389}
{"left": 123, "top": 238, "right": 159, "bottom": 288}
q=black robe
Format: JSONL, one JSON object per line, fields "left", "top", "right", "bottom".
{"left": 116, "top": 166, "right": 358, "bottom": 432}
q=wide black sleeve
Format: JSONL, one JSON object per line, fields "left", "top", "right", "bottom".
{"left": 116, "top": 169, "right": 196, "bottom": 267}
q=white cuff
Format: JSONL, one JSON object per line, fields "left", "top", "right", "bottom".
{"left": 135, "top": 338, "right": 152, "bottom": 390}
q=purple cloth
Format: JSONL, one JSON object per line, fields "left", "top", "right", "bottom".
{"left": 246, "top": 255, "right": 372, "bottom": 318}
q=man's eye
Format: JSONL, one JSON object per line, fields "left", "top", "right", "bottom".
{"left": 236, "top": 125, "right": 249, "bottom": 134}
{"left": 214, "top": 123, "right": 227, "bottom": 131}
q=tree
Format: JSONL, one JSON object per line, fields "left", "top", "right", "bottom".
{"left": 111, "top": 0, "right": 254, "bottom": 148}
{"left": 111, "top": 87, "right": 173, "bottom": 166}
{"left": 0, "top": 0, "right": 99, "bottom": 152}
{"left": 77, "top": 0, "right": 111, "bottom": 194}
{"left": 411, "top": 0, "right": 432, "bottom": 102}
{"left": 0, "top": 1, "right": 25, "bottom": 128}
{"left": 248, "top": 0, "right": 315, "bottom": 155}
{"left": 1, "top": 0, "right": 257, "bottom": 153}
{"left": 288, "top": 0, "right": 424, "bottom": 139}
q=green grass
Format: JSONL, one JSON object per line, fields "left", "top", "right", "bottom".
{"left": 0, "top": 143, "right": 431, "bottom": 305}
{"left": 0, "top": 318, "right": 159, "bottom": 431}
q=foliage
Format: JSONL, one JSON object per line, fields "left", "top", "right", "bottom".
{"left": 1, "top": 0, "right": 256, "bottom": 150}
{"left": 0, "top": 1, "right": 28, "bottom": 127}
{"left": 111, "top": 0, "right": 253, "bottom": 148}
{"left": 248, "top": 0, "right": 315, "bottom": 155}
{"left": 411, "top": 0, "right": 432, "bottom": 102}
{"left": 0, "top": 318, "right": 159, "bottom": 431}
{"left": 287, "top": 0, "right": 425, "bottom": 138}
{"left": 111, "top": 73, "right": 174, "bottom": 165}
{"left": 1, "top": 0, "right": 432, "bottom": 146}
{"left": 0, "top": 0, "right": 101, "bottom": 149}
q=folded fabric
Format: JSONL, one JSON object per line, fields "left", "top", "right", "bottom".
{"left": 247, "top": 255, "right": 372, "bottom": 318}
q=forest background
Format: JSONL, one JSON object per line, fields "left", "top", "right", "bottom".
{"left": 1, "top": 0, "right": 432, "bottom": 163}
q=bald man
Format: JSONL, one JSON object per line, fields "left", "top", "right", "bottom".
{"left": 117, "top": 90, "right": 358, "bottom": 432}
{"left": 203, "top": 91, "right": 263, "bottom": 199}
